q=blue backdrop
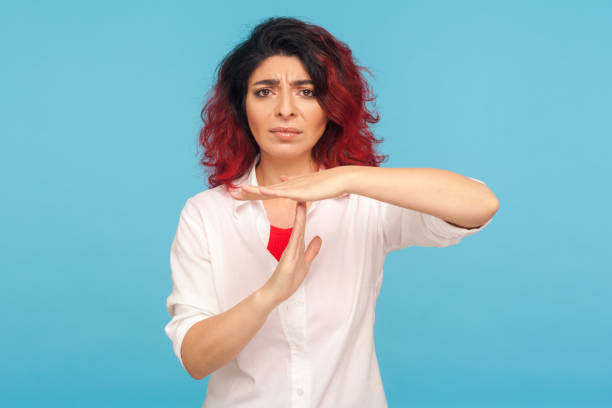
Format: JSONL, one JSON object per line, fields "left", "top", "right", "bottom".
{"left": 2, "top": 0, "right": 611, "bottom": 406}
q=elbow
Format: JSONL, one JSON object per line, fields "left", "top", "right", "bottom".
{"left": 490, "top": 194, "right": 499, "bottom": 215}
{"left": 488, "top": 196, "right": 499, "bottom": 217}
{"left": 484, "top": 186, "right": 499, "bottom": 216}
{"left": 481, "top": 195, "right": 499, "bottom": 226}
{"left": 186, "top": 362, "right": 208, "bottom": 381}
{"left": 182, "top": 346, "right": 207, "bottom": 381}
{"left": 472, "top": 178, "right": 499, "bottom": 218}
{"left": 477, "top": 193, "right": 498, "bottom": 227}
{"left": 184, "top": 358, "right": 210, "bottom": 381}
{"left": 185, "top": 362, "right": 201, "bottom": 380}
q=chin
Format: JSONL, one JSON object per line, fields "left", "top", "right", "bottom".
{"left": 262, "top": 145, "right": 311, "bottom": 157}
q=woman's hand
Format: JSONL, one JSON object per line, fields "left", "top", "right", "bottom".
{"left": 229, "top": 166, "right": 350, "bottom": 202}
{"left": 260, "top": 201, "right": 322, "bottom": 307}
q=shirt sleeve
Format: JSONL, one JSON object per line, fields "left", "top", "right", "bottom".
{"left": 378, "top": 177, "right": 493, "bottom": 253}
{"left": 164, "top": 198, "right": 221, "bottom": 371}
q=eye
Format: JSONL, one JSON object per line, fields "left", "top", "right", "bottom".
{"left": 254, "top": 89, "right": 271, "bottom": 97}
{"left": 301, "top": 89, "right": 315, "bottom": 97}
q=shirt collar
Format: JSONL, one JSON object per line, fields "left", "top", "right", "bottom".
{"left": 231, "top": 153, "right": 349, "bottom": 220}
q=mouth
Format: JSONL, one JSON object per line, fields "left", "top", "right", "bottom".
{"left": 269, "top": 127, "right": 302, "bottom": 140}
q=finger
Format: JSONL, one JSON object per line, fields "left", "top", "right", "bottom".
{"left": 280, "top": 174, "right": 300, "bottom": 181}
{"left": 229, "top": 187, "right": 241, "bottom": 199}
{"left": 239, "top": 184, "right": 276, "bottom": 199}
{"left": 286, "top": 201, "right": 306, "bottom": 255}
{"left": 303, "top": 236, "right": 322, "bottom": 268}
{"left": 228, "top": 186, "right": 252, "bottom": 200}
{"left": 258, "top": 186, "right": 280, "bottom": 196}
{"left": 240, "top": 184, "right": 263, "bottom": 194}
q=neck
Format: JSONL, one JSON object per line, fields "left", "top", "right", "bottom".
{"left": 255, "top": 151, "right": 319, "bottom": 187}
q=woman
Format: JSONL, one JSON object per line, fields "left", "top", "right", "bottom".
{"left": 164, "top": 16, "right": 498, "bottom": 408}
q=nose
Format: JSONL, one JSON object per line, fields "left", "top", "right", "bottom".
{"left": 275, "top": 87, "right": 296, "bottom": 119}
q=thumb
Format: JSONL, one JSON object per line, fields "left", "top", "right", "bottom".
{"left": 303, "top": 236, "right": 322, "bottom": 268}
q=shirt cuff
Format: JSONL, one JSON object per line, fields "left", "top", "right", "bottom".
{"left": 422, "top": 212, "right": 492, "bottom": 246}
{"left": 170, "top": 313, "right": 215, "bottom": 371}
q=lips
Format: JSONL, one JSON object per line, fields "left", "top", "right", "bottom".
{"left": 269, "top": 127, "right": 302, "bottom": 133}
{"left": 269, "top": 127, "right": 302, "bottom": 141}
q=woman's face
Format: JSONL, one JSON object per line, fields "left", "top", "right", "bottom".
{"left": 245, "top": 55, "right": 329, "bottom": 160}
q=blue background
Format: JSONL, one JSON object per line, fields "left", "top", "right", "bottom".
{"left": 2, "top": 0, "right": 611, "bottom": 406}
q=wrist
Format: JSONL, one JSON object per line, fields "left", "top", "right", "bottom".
{"left": 338, "top": 165, "right": 361, "bottom": 195}
{"left": 255, "top": 284, "right": 278, "bottom": 314}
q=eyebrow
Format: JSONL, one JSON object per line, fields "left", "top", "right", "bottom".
{"left": 251, "top": 79, "right": 314, "bottom": 87}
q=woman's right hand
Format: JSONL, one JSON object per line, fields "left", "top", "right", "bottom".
{"left": 261, "top": 201, "right": 322, "bottom": 308}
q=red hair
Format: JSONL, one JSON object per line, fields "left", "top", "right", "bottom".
{"left": 198, "top": 17, "right": 388, "bottom": 191}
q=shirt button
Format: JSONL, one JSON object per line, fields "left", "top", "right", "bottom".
{"left": 297, "top": 388, "right": 304, "bottom": 396}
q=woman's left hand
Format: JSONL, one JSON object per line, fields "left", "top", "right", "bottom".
{"left": 230, "top": 166, "right": 351, "bottom": 202}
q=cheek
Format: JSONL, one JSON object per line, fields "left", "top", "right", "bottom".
{"left": 246, "top": 100, "right": 264, "bottom": 129}
{"left": 304, "top": 103, "right": 326, "bottom": 121}
{"left": 306, "top": 107, "right": 328, "bottom": 131}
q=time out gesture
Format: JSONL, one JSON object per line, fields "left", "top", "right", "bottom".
{"left": 229, "top": 166, "right": 349, "bottom": 203}
{"left": 230, "top": 164, "right": 499, "bottom": 230}
{"left": 229, "top": 166, "right": 351, "bottom": 308}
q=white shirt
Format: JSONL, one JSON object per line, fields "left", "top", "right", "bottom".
{"left": 164, "top": 154, "right": 492, "bottom": 408}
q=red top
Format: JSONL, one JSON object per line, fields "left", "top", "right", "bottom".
{"left": 267, "top": 225, "right": 293, "bottom": 261}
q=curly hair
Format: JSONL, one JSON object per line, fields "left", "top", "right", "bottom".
{"left": 198, "top": 16, "right": 387, "bottom": 190}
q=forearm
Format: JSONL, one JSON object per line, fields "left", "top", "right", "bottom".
{"left": 181, "top": 287, "right": 276, "bottom": 380}
{"left": 343, "top": 166, "right": 499, "bottom": 229}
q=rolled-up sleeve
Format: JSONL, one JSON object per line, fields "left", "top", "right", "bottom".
{"left": 164, "top": 198, "right": 220, "bottom": 370}
{"left": 378, "top": 176, "right": 493, "bottom": 253}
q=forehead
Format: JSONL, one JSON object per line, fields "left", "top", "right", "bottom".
{"left": 249, "top": 55, "right": 310, "bottom": 84}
